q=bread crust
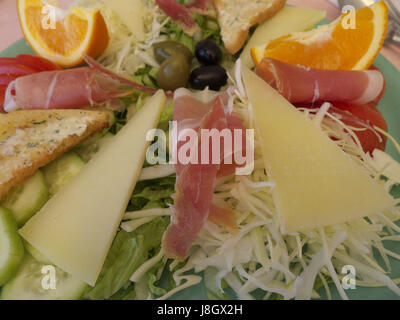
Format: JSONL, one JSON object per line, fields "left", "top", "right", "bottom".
{"left": 0, "top": 110, "right": 110, "bottom": 199}
{"left": 213, "top": 0, "right": 287, "bottom": 54}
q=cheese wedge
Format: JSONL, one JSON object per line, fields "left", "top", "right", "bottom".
{"left": 104, "top": 0, "right": 145, "bottom": 41}
{"left": 242, "top": 68, "right": 395, "bottom": 234}
{"left": 20, "top": 90, "right": 166, "bottom": 286}
{"left": 240, "top": 6, "right": 326, "bottom": 68}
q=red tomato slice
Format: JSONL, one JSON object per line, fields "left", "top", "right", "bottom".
{"left": 333, "top": 102, "right": 388, "bottom": 154}
{"left": 0, "top": 63, "right": 36, "bottom": 77}
{"left": 0, "top": 58, "right": 19, "bottom": 64}
{"left": 0, "top": 85, "right": 7, "bottom": 112}
{"left": 0, "top": 74, "right": 18, "bottom": 86}
{"left": 16, "top": 55, "right": 62, "bottom": 72}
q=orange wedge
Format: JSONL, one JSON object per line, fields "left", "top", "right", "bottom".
{"left": 17, "top": 0, "right": 109, "bottom": 68}
{"left": 251, "top": 1, "right": 388, "bottom": 70}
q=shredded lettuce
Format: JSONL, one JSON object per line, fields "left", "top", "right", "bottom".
{"left": 149, "top": 273, "right": 168, "bottom": 296}
{"left": 159, "top": 101, "right": 174, "bottom": 130}
{"left": 129, "top": 175, "right": 175, "bottom": 211}
{"left": 204, "top": 267, "right": 230, "bottom": 300}
{"left": 109, "top": 283, "right": 137, "bottom": 300}
{"left": 84, "top": 217, "right": 168, "bottom": 300}
{"left": 134, "top": 65, "right": 159, "bottom": 89}
{"left": 193, "top": 14, "right": 222, "bottom": 46}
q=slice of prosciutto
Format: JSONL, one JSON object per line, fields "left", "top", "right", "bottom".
{"left": 155, "top": 0, "right": 210, "bottom": 31}
{"left": 4, "top": 67, "right": 129, "bottom": 112}
{"left": 163, "top": 97, "right": 227, "bottom": 260}
{"left": 172, "top": 88, "right": 247, "bottom": 177}
{"left": 208, "top": 202, "right": 238, "bottom": 235}
{"left": 163, "top": 89, "right": 247, "bottom": 260}
{"left": 255, "top": 58, "right": 385, "bottom": 105}
{"left": 156, "top": 0, "right": 197, "bottom": 30}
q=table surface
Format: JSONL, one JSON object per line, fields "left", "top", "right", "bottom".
{"left": 1, "top": 0, "right": 400, "bottom": 69}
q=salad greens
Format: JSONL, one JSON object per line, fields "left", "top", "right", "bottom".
{"left": 130, "top": 176, "right": 175, "bottom": 211}
{"left": 85, "top": 217, "right": 168, "bottom": 300}
{"left": 2, "top": 0, "right": 400, "bottom": 302}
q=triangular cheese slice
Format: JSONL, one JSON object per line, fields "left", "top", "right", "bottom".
{"left": 103, "top": 0, "right": 145, "bottom": 41}
{"left": 242, "top": 68, "right": 395, "bottom": 234}
{"left": 20, "top": 90, "right": 166, "bottom": 286}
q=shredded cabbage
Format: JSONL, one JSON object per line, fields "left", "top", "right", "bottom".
{"left": 76, "top": 0, "right": 400, "bottom": 300}
{"left": 161, "top": 60, "right": 400, "bottom": 300}
{"left": 98, "top": 0, "right": 168, "bottom": 77}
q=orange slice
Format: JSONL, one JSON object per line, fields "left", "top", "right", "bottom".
{"left": 251, "top": 1, "right": 388, "bottom": 70}
{"left": 17, "top": 0, "right": 109, "bottom": 67}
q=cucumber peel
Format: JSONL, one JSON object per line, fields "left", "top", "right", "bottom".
{"left": 0, "top": 254, "right": 87, "bottom": 300}
{"left": 75, "top": 132, "right": 115, "bottom": 162}
{"left": 23, "top": 240, "right": 52, "bottom": 265}
{"left": 42, "top": 152, "right": 86, "bottom": 195}
{"left": 0, "top": 208, "right": 24, "bottom": 286}
{"left": 1, "top": 171, "right": 49, "bottom": 226}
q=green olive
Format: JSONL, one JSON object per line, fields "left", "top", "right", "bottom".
{"left": 153, "top": 41, "right": 193, "bottom": 64}
{"left": 157, "top": 53, "right": 190, "bottom": 91}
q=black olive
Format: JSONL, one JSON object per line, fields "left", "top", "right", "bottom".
{"left": 157, "top": 53, "right": 190, "bottom": 91}
{"left": 153, "top": 41, "right": 193, "bottom": 64}
{"left": 195, "top": 40, "right": 222, "bottom": 65}
{"left": 189, "top": 65, "right": 228, "bottom": 91}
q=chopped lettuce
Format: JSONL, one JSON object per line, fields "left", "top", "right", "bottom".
{"left": 204, "top": 268, "right": 231, "bottom": 300}
{"left": 134, "top": 65, "right": 159, "bottom": 89}
{"left": 175, "top": 0, "right": 191, "bottom": 4}
{"left": 162, "top": 13, "right": 223, "bottom": 52}
{"left": 110, "top": 284, "right": 137, "bottom": 300}
{"left": 84, "top": 217, "right": 168, "bottom": 300}
{"left": 130, "top": 175, "right": 175, "bottom": 211}
{"left": 193, "top": 14, "right": 223, "bottom": 46}
{"left": 148, "top": 273, "right": 168, "bottom": 296}
{"left": 159, "top": 100, "right": 174, "bottom": 131}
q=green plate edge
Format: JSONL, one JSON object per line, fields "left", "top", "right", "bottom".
{"left": 2, "top": 39, "right": 400, "bottom": 300}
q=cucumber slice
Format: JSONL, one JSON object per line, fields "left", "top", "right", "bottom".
{"left": 0, "top": 208, "right": 24, "bottom": 286}
{"left": 1, "top": 171, "right": 49, "bottom": 226}
{"left": 42, "top": 152, "right": 86, "bottom": 195}
{"left": 75, "top": 132, "right": 115, "bottom": 162}
{"left": 23, "top": 240, "right": 52, "bottom": 265}
{"left": 0, "top": 254, "right": 87, "bottom": 300}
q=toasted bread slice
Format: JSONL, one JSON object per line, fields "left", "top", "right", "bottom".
{"left": 0, "top": 109, "right": 111, "bottom": 199}
{"left": 213, "top": 0, "right": 286, "bottom": 54}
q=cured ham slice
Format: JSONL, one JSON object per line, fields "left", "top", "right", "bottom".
{"left": 4, "top": 67, "right": 129, "bottom": 112}
{"left": 300, "top": 102, "right": 386, "bottom": 154}
{"left": 173, "top": 89, "right": 216, "bottom": 175}
{"left": 163, "top": 97, "right": 228, "bottom": 260}
{"left": 255, "top": 58, "right": 385, "bottom": 105}
{"left": 208, "top": 202, "right": 238, "bottom": 235}
{"left": 84, "top": 55, "right": 159, "bottom": 95}
{"left": 156, "top": 0, "right": 196, "bottom": 29}
{"left": 173, "top": 88, "right": 247, "bottom": 177}
{"left": 163, "top": 89, "right": 248, "bottom": 259}
{"left": 155, "top": 0, "right": 209, "bottom": 31}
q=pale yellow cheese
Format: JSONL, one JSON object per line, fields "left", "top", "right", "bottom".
{"left": 242, "top": 68, "right": 395, "bottom": 234}
{"left": 240, "top": 6, "right": 326, "bottom": 68}
{"left": 104, "top": 0, "right": 145, "bottom": 41}
{"left": 19, "top": 91, "right": 166, "bottom": 286}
